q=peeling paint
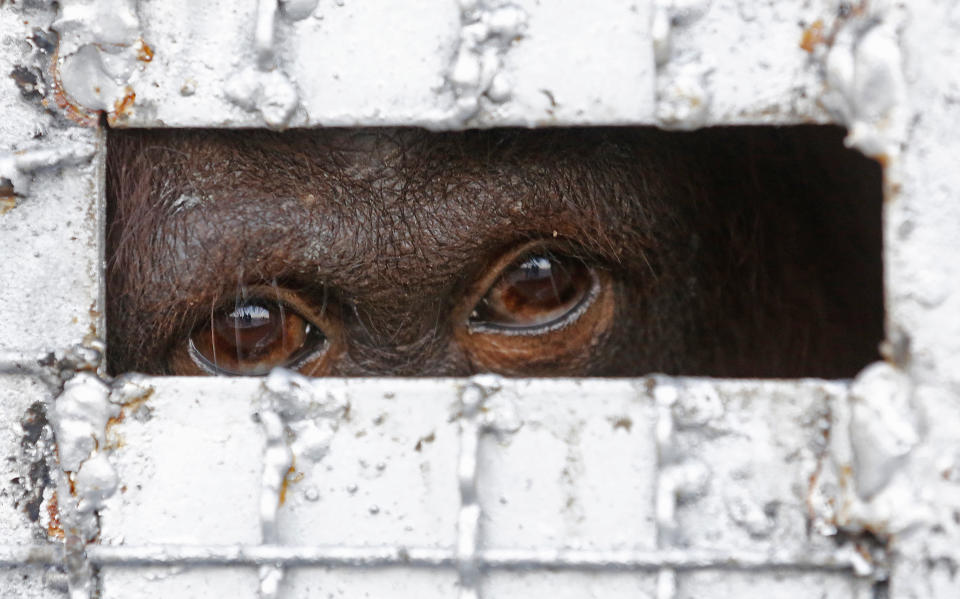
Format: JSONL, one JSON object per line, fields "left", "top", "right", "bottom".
{"left": 0, "top": 141, "right": 95, "bottom": 202}
{"left": 256, "top": 369, "right": 348, "bottom": 597}
{"left": 653, "top": 0, "right": 713, "bottom": 129}
{"left": 444, "top": 0, "right": 527, "bottom": 124}
{"left": 225, "top": 66, "right": 300, "bottom": 130}
{"left": 279, "top": 0, "right": 319, "bottom": 21}
{"left": 51, "top": 0, "right": 152, "bottom": 123}
{"left": 848, "top": 363, "right": 918, "bottom": 500}
{"left": 224, "top": 0, "right": 302, "bottom": 128}
{"left": 815, "top": 3, "right": 909, "bottom": 161}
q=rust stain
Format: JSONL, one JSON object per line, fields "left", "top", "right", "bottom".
{"left": 122, "top": 388, "right": 155, "bottom": 411}
{"left": 279, "top": 463, "right": 298, "bottom": 506}
{"left": 46, "top": 46, "right": 99, "bottom": 127}
{"left": 136, "top": 39, "right": 154, "bottom": 62}
{"left": 800, "top": 19, "right": 826, "bottom": 53}
{"left": 0, "top": 195, "right": 15, "bottom": 215}
{"left": 104, "top": 417, "right": 126, "bottom": 445}
{"left": 85, "top": 303, "right": 103, "bottom": 343}
{"left": 871, "top": 153, "right": 891, "bottom": 170}
{"left": 104, "top": 388, "right": 155, "bottom": 450}
{"left": 46, "top": 492, "right": 64, "bottom": 540}
{"left": 107, "top": 86, "right": 137, "bottom": 126}
{"left": 612, "top": 417, "right": 632, "bottom": 432}
{"left": 113, "top": 87, "right": 135, "bottom": 115}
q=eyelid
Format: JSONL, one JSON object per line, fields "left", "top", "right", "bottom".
{"left": 187, "top": 328, "right": 326, "bottom": 376}
{"left": 458, "top": 239, "right": 600, "bottom": 335}
{"left": 201, "top": 284, "right": 332, "bottom": 333}
{"left": 179, "top": 283, "right": 336, "bottom": 376}
{"left": 468, "top": 266, "right": 600, "bottom": 336}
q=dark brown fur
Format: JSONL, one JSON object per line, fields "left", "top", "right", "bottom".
{"left": 106, "top": 126, "right": 882, "bottom": 377}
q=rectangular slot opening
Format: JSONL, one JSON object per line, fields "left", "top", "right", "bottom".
{"left": 105, "top": 126, "right": 882, "bottom": 379}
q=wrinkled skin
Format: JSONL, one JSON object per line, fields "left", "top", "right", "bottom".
{"left": 106, "top": 126, "right": 882, "bottom": 378}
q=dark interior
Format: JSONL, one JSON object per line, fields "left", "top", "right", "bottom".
{"left": 105, "top": 126, "right": 883, "bottom": 379}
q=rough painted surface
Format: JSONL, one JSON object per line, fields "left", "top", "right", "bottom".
{"left": 85, "top": 377, "right": 871, "bottom": 598}
{"left": 0, "top": 375, "right": 65, "bottom": 598}
{"left": 0, "top": 3, "right": 104, "bottom": 360}
{"left": 71, "top": 0, "right": 655, "bottom": 128}
{"left": 75, "top": 0, "right": 837, "bottom": 129}
{"left": 818, "top": 1, "right": 960, "bottom": 597}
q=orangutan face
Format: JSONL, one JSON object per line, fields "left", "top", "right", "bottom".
{"left": 106, "top": 127, "right": 882, "bottom": 378}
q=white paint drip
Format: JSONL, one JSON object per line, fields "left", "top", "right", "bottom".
{"left": 49, "top": 373, "right": 115, "bottom": 599}
{"left": 848, "top": 363, "right": 918, "bottom": 500}
{"left": 651, "top": 0, "right": 711, "bottom": 66}
{"left": 256, "top": 408, "right": 291, "bottom": 599}
{"left": 51, "top": 373, "right": 117, "bottom": 476}
{"left": 225, "top": 67, "right": 301, "bottom": 130}
{"left": 279, "top": 0, "right": 319, "bottom": 22}
{"left": 819, "top": 4, "right": 909, "bottom": 160}
{"left": 446, "top": 0, "right": 527, "bottom": 123}
{"left": 724, "top": 485, "right": 775, "bottom": 538}
{"left": 54, "top": 0, "right": 139, "bottom": 51}
{"left": 657, "top": 460, "right": 711, "bottom": 545}
{"left": 226, "top": 0, "right": 302, "bottom": 128}
{"left": 653, "top": 379, "right": 707, "bottom": 599}
{"left": 653, "top": 0, "right": 713, "bottom": 129}
{"left": 811, "top": 362, "right": 928, "bottom": 553}
{"left": 52, "top": 0, "right": 148, "bottom": 115}
{"left": 257, "top": 369, "right": 348, "bottom": 598}
{"left": 0, "top": 142, "right": 96, "bottom": 198}
{"left": 45, "top": 372, "right": 155, "bottom": 598}
{"left": 477, "top": 381, "right": 522, "bottom": 437}
{"left": 455, "top": 382, "right": 484, "bottom": 599}
{"left": 51, "top": 373, "right": 155, "bottom": 537}
{"left": 255, "top": 0, "right": 280, "bottom": 70}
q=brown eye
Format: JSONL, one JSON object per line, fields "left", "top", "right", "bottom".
{"left": 469, "top": 252, "right": 597, "bottom": 333}
{"left": 188, "top": 299, "right": 326, "bottom": 375}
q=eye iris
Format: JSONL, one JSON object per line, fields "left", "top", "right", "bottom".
{"left": 212, "top": 303, "right": 281, "bottom": 360}
{"left": 472, "top": 252, "right": 594, "bottom": 330}
{"left": 190, "top": 298, "right": 324, "bottom": 375}
{"left": 500, "top": 256, "right": 578, "bottom": 314}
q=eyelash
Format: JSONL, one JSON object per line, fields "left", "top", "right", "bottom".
{"left": 466, "top": 246, "right": 602, "bottom": 336}
{"left": 468, "top": 265, "right": 600, "bottom": 335}
{"left": 176, "top": 245, "right": 605, "bottom": 375}
{"left": 186, "top": 296, "right": 328, "bottom": 376}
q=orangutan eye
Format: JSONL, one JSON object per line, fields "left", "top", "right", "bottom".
{"left": 469, "top": 251, "right": 598, "bottom": 334}
{"left": 188, "top": 298, "right": 327, "bottom": 376}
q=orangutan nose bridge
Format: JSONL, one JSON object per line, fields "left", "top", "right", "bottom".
{"left": 1, "top": 1, "right": 959, "bottom": 598}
